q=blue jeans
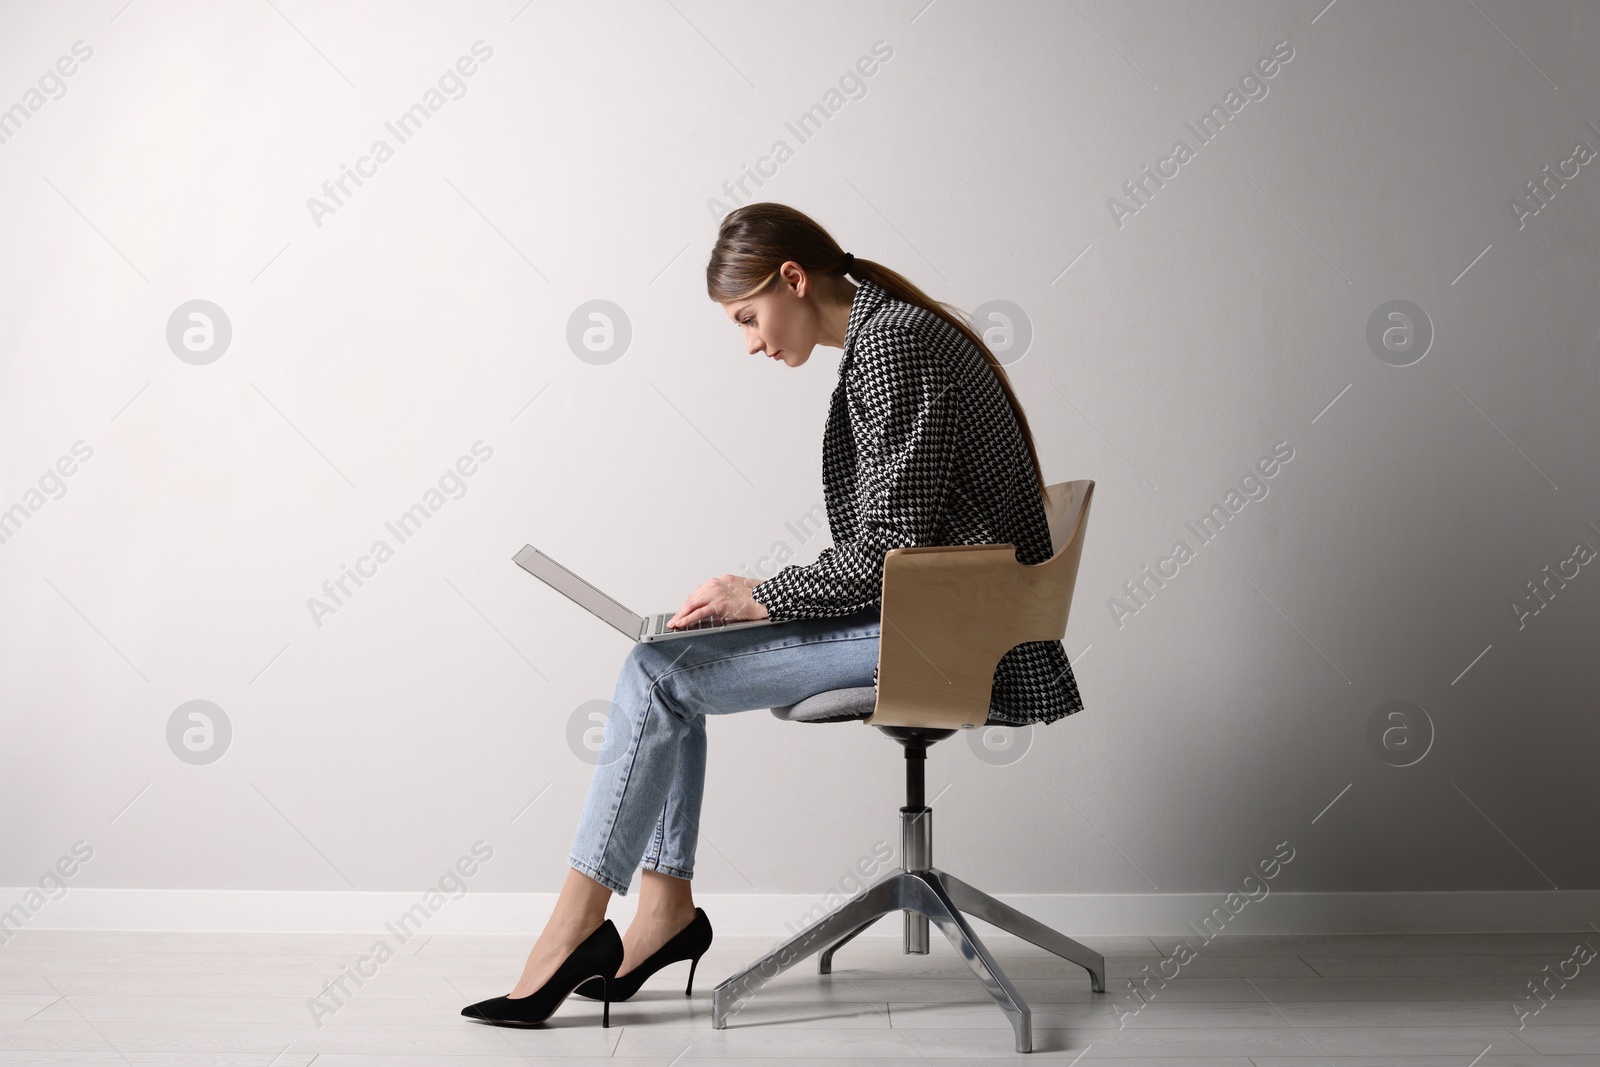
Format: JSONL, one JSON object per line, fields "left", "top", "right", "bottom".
{"left": 568, "top": 605, "right": 882, "bottom": 895}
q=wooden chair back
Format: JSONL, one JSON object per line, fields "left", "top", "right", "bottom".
{"left": 865, "top": 479, "right": 1094, "bottom": 729}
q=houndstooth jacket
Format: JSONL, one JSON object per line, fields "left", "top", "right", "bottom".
{"left": 750, "top": 278, "right": 1084, "bottom": 727}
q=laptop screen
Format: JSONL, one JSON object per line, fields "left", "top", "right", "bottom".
{"left": 512, "top": 546, "right": 642, "bottom": 639}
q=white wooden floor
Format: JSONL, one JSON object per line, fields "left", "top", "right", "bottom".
{"left": 2, "top": 926, "right": 1598, "bottom": 1064}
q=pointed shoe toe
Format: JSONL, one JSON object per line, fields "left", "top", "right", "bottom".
{"left": 458, "top": 919, "right": 624, "bottom": 1027}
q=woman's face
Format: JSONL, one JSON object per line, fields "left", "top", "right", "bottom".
{"left": 721, "top": 264, "right": 821, "bottom": 368}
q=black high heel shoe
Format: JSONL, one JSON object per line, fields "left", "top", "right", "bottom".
{"left": 573, "top": 907, "right": 713, "bottom": 1002}
{"left": 460, "top": 919, "right": 624, "bottom": 1027}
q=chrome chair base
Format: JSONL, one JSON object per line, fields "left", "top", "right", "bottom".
{"left": 710, "top": 864, "right": 1105, "bottom": 1054}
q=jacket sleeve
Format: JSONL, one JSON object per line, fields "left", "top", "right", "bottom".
{"left": 750, "top": 325, "right": 959, "bottom": 621}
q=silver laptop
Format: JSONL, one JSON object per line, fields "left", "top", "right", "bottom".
{"left": 513, "top": 545, "right": 779, "bottom": 642}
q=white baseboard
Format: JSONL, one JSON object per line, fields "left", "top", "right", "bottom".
{"left": 4, "top": 888, "right": 1597, "bottom": 938}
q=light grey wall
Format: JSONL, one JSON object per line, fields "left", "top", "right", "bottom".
{"left": 2, "top": 0, "right": 1597, "bottom": 908}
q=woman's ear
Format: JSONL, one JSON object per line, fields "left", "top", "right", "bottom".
{"left": 778, "top": 260, "right": 808, "bottom": 296}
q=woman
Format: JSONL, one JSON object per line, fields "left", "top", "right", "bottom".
{"left": 461, "top": 202, "right": 1084, "bottom": 1028}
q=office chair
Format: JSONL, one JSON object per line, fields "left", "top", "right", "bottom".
{"left": 710, "top": 479, "right": 1104, "bottom": 1054}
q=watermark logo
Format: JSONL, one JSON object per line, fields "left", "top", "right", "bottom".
{"left": 705, "top": 40, "right": 894, "bottom": 223}
{"left": 966, "top": 722, "right": 1033, "bottom": 766}
{"left": 1513, "top": 523, "right": 1599, "bottom": 630}
{"left": 306, "top": 442, "right": 494, "bottom": 629}
{"left": 1118, "top": 839, "right": 1297, "bottom": 1026}
{"left": 305, "top": 41, "right": 494, "bottom": 229}
{"left": 1365, "top": 699, "right": 1433, "bottom": 768}
{"left": 0, "top": 440, "right": 93, "bottom": 548}
{"left": 736, "top": 501, "right": 827, "bottom": 581}
{"left": 780, "top": 838, "right": 895, "bottom": 937}
{"left": 0, "top": 40, "right": 94, "bottom": 148}
{"left": 167, "top": 700, "right": 232, "bottom": 765}
{"left": 567, "top": 698, "right": 634, "bottom": 766}
{"left": 566, "top": 300, "right": 632, "bottom": 365}
{"left": 166, "top": 300, "right": 232, "bottom": 365}
{"left": 970, "top": 299, "right": 1032, "bottom": 365}
{"left": 1366, "top": 300, "right": 1432, "bottom": 366}
{"left": 1514, "top": 939, "right": 1597, "bottom": 1029}
{"left": 1108, "top": 39, "right": 1295, "bottom": 229}
{"left": 307, "top": 841, "right": 494, "bottom": 1026}
{"left": 1508, "top": 133, "right": 1596, "bottom": 231}
{"left": 1109, "top": 440, "right": 1295, "bottom": 630}
{"left": 0, "top": 841, "right": 94, "bottom": 946}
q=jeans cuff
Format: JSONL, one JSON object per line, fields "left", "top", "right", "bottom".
{"left": 640, "top": 858, "right": 694, "bottom": 881}
{"left": 569, "top": 855, "right": 630, "bottom": 896}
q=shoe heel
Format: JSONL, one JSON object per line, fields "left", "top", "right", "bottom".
{"left": 685, "top": 954, "right": 700, "bottom": 996}
{"left": 602, "top": 977, "right": 611, "bottom": 1028}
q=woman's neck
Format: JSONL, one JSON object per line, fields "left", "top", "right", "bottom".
{"left": 817, "top": 280, "right": 859, "bottom": 349}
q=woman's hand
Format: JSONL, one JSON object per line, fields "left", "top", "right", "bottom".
{"left": 668, "top": 574, "right": 769, "bottom": 629}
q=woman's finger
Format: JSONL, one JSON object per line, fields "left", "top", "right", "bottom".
{"left": 674, "top": 600, "right": 725, "bottom": 629}
{"left": 669, "top": 580, "right": 717, "bottom": 627}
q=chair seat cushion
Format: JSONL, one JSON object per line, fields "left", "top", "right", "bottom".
{"left": 771, "top": 686, "right": 877, "bottom": 723}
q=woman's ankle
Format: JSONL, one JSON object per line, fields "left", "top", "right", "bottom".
{"left": 542, "top": 866, "right": 612, "bottom": 938}
{"left": 544, "top": 908, "right": 606, "bottom": 938}
{"left": 631, "top": 902, "right": 696, "bottom": 930}
{"left": 637, "top": 869, "right": 695, "bottom": 918}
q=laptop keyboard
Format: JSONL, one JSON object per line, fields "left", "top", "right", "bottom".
{"left": 652, "top": 613, "right": 726, "bottom": 635}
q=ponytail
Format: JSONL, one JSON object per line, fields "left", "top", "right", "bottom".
{"left": 706, "top": 202, "right": 1048, "bottom": 499}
